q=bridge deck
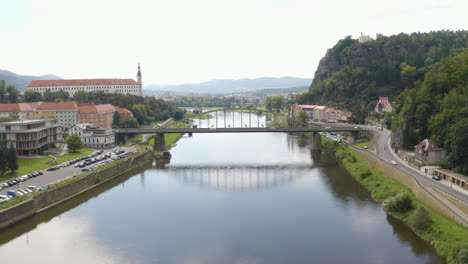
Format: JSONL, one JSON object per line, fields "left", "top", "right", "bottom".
{"left": 116, "top": 127, "right": 360, "bottom": 134}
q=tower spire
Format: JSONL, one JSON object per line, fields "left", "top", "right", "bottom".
{"left": 137, "top": 62, "right": 142, "bottom": 85}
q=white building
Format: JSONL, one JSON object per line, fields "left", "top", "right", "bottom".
{"left": 27, "top": 64, "right": 143, "bottom": 97}
{"left": 69, "top": 124, "right": 115, "bottom": 149}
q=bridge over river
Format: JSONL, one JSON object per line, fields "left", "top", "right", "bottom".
{"left": 114, "top": 107, "right": 362, "bottom": 150}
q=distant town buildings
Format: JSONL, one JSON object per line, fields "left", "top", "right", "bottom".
{"left": 70, "top": 124, "right": 115, "bottom": 149}
{"left": 0, "top": 101, "right": 133, "bottom": 129}
{"left": 0, "top": 119, "right": 62, "bottom": 155}
{"left": 375, "top": 97, "right": 393, "bottom": 113}
{"left": 26, "top": 64, "right": 143, "bottom": 97}
{"left": 291, "top": 104, "right": 352, "bottom": 123}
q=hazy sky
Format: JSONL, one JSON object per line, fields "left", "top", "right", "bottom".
{"left": 1, "top": 0, "right": 466, "bottom": 85}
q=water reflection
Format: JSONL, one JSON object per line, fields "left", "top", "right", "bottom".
{"left": 166, "top": 165, "right": 312, "bottom": 192}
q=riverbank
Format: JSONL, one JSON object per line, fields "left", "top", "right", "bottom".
{"left": 321, "top": 137, "right": 468, "bottom": 264}
{"left": 0, "top": 149, "right": 153, "bottom": 230}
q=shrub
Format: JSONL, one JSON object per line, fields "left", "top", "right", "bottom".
{"left": 455, "top": 248, "right": 468, "bottom": 264}
{"left": 360, "top": 169, "right": 372, "bottom": 179}
{"left": 387, "top": 192, "right": 412, "bottom": 212}
{"left": 348, "top": 155, "right": 357, "bottom": 163}
{"left": 409, "top": 206, "right": 432, "bottom": 230}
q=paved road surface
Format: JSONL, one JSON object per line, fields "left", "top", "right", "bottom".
{"left": 0, "top": 146, "right": 138, "bottom": 196}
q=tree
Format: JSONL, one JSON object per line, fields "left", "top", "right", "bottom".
{"left": 173, "top": 109, "right": 184, "bottom": 121}
{"left": 409, "top": 206, "right": 432, "bottom": 230}
{"left": 112, "top": 111, "right": 121, "bottom": 128}
{"left": 0, "top": 80, "right": 6, "bottom": 103}
{"left": 6, "top": 85, "right": 19, "bottom": 103}
{"left": 0, "top": 141, "right": 7, "bottom": 176}
{"left": 119, "top": 117, "right": 140, "bottom": 128}
{"left": 7, "top": 146, "right": 18, "bottom": 173}
{"left": 66, "top": 134, "right": 83, "bottom": 153}
{"left": 446, "top": 118, "right": 468, "bottom": 175}
{"left": 24, "top": 90, "right": 43, "bottom": 102}
{"left": 297, "top": 111, "right": 309, "bottom": 126}
{"left": 8, "top": 110, "right": 19, "bottom": 121}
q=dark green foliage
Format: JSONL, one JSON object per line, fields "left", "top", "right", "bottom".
{"left": 66, "top": 134, "right": 83, "bottom": 153}
{"left": 297, "top": 30, "right": 467, "bottom": 124}
{"left": 0, "top": 80, "right": 6, "bottom": 103}
{"left": 393, "top": 52, "right": 468, "bottom": 174}
{"left": 119, "top": 117, "right": 140, "bottom": 128}
{"left": 409, "top": 206, "right": 432, "bottom": 230}
{"left": 387, "top": 192, "right": 412, "bottom": 212}
{"left": 172, "top": 96, "right": 241, "bottom": 107}
{"left": 112, "top": 111, "right": 121, "bottom": 129}
{"left": 360, "top": 169, "right": 372, "bottom": 179}
{"left": 0, "top": 141, "right": 17, "bottom": 176}
{"left": 173, "top": 109, "right": 185, "bottom": 121}
{"left": 7, "top": 146, "right": 18, "bottom": 173}
{"left": 455, "top": 248, "right": 468, "bottom": 264}
{"left": 6, "top": 85, "right": 19, "bottom": 103}
{"left": 265, "top": 96, "right": 284, "bottom": 112}
{"left": 24, "top": 90, "right": 43, "bottom": 102}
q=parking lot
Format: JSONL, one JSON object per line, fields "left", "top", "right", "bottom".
{"left": 0, "top": 146, "right": 139, "bottom": 203}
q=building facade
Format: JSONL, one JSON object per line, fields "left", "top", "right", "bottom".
{"left": 26, "top": 65, "right": 143, "bottom": 97}
{"left": 34, "top": 102, "right": 79, "bottom": 129}
{"left": 70, "top": 124, "right": 115, "bottom": 149}
{"left": 291, "top": 104, "right": 350, "bottom": 123}
{"left": 0, "top": 119, "right": 62, "bottom": 155}
{"left": 375, "top": 97, "right": 393, "bottom": 113}
{"left": 78, "top": 104, "right": 117, "bottom": 129}
{"left": 414, "top": 139, "right": 445, "bottom": 165}
{"left": 434, "top": 169, "right": 468, "bottom": 190}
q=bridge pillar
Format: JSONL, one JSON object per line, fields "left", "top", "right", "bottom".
{"left": 153, "top": 133, "right": 166, "bottom": 151}
{"left": 309, "top": 132, "right": 322, "bottom": 151}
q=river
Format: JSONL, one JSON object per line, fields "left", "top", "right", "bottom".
{"left": 0, "top": 112, "right": 443, "bottom": 263}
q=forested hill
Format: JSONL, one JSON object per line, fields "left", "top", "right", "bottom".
{"left": 297, "top": 30, "right": 467, "bottom": 123}
{"left": 392, "top": 52, "right": 468, "bottom": 174}
{"left": 0, "top": 69, "right": 62, "bottom": 90}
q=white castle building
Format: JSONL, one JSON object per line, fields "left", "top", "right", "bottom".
{"left": 27, "top": 64, "right": 143, "bottom": 97}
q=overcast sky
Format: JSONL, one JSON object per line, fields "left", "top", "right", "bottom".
{"left": 1, "top": 0, "right": 466, "bottom": 85}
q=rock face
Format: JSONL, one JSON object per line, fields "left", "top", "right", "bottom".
{"left": 311, "top": 42, "right": 408, "bottom": 89}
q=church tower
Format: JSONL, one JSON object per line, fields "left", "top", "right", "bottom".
{"left": 137, "top": 63, "right": 142, "bottom": 85}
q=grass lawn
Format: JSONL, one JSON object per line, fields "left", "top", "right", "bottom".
{"left": 0, "top": 148, "right": 93, "bottom": 182}
{"left": 355, "top": 139, "right": 370, "bottom": 149}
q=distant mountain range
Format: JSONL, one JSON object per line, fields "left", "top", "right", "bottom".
{"left": 0, "top": 69, "right": 62, "bottom": 90}
{"left": 144, "top": 76, "right": 312, "bottom": 95}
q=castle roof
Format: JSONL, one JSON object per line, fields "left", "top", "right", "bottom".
{"left": 28, "top": 79, "right": 139, "bottom": 87}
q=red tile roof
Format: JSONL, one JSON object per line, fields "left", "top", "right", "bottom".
{"left": 0, "top": 102, "right": 44, "bottom": 112}
{"left": 28, "top": 79, "right": 139, "bottom": 87}
{"left": 0, "top": 104, "right": 20, "bottom": 112}
{"left": 115, "top": 106, "right": 133, "bottom": 115}
{"left": 36, "top": 101, "right": 78, "bottom": 110}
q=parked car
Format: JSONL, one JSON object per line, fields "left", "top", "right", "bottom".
{"left": 82, "top": 168, "right": 90, "bottom": 172}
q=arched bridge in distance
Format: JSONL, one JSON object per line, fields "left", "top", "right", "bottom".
{"left": 114, "top": 107, "right": 362, "bottom": 149}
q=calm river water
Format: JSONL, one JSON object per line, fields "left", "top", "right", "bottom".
{"left": 0, "top": 112, "right": 443, "bottom": 264}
